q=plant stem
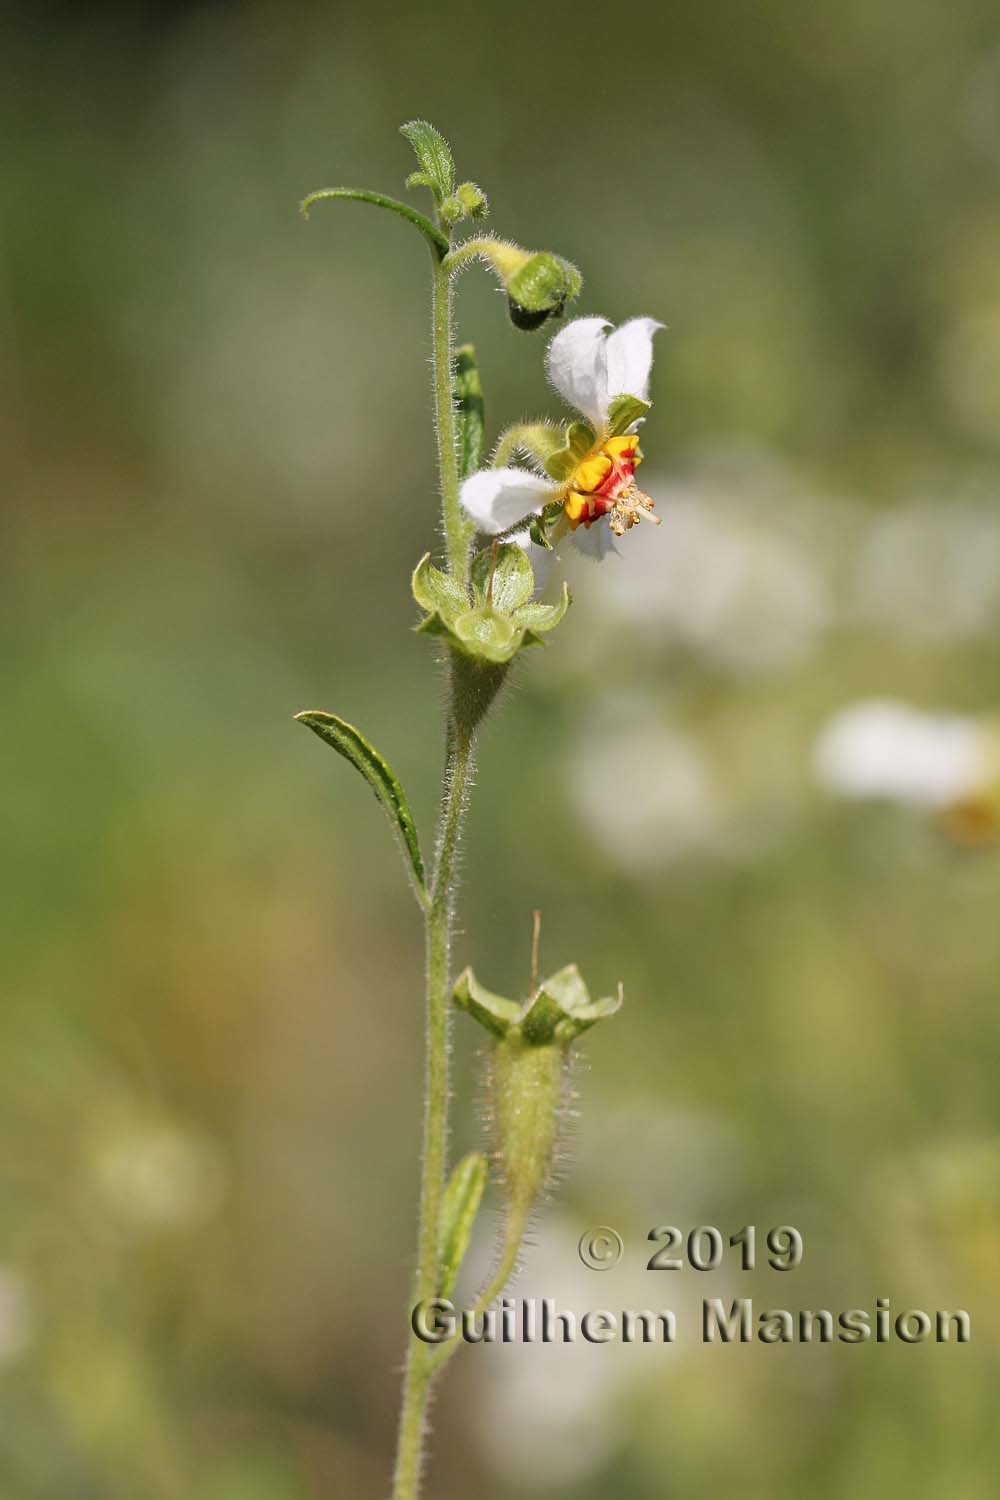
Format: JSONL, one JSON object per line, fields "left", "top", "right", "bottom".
{"left": 392, "top": 231, "right": 477, "bottom": 1500}
{"left": 392, "top": 708, "right": 474, "bottom": 1500}
{"left": 431, "top": 253, "right": 470, "bottom": 588}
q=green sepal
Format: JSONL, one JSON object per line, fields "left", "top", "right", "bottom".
{"left": 454, "top": 963, "right": 622, "bottom": 1046}
{"left": 453, "top": 968, "right": 523, "bottom": 1037}
{"left": 543, "top": 420, "right": 597, "bottom": 481}
{"left": 412, "top": 552, "right": 469, "bottom": 620}
{"left": 400, "top": 119, "right": 455, "bottom": 204}
{"left": 453, "top": 345, "right": 485, "bottom": 481}
{"left": 470, "top": 543, "right": 535, "bottom": 613}
{"left": 606, "top": 394, "right": 650, "bottom": 436}
{"left": 511, "top": 583, "right": 571, "bottom": 634}
{"left": 294, "top": 711, "right": 426, "bottom": 898}
{"left": 438, "top": 1152, "right": 488, "bottom": 1297}
{"left": 452, "top": 608, "right": 522, "bottom": 664}
{"left": 414, "top": 543, "right": 569, "bottom": 665}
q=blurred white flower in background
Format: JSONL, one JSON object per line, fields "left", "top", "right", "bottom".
{"left": 814, "top": 700, "right": 990, "bottom": 809}
{"left": 463, "top": 1103, "right": 739, "bottom": 1489}
{"left": 463, "top": 1208, "right": 697, "bottom": 1492}
{"left": 0, "top": 1268, "right": 34, "bottom": 1365}
{"left": 814, "top": 698, "right": 1000, "bottom": 842}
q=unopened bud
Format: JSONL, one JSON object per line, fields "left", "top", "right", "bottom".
{"left": 506, "top": 252, "right": 582, "bottom": 331}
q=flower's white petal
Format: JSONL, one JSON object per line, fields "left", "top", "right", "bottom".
{"left": 510, "top": 530, "right": 556, "bottom": 590}
{"left": 813, "top": 698, "right": 988, "bottom": 808}
{"left": 568, "top": 520, "right": 621, "bottom": 562}
{"left": 460, "top": 467, "right": 556, "bottom": 533}
{"left": 605, "top": 317, "right": 664, "bottom": 405}
{"left": 545, "top": 317, "right": 611, "bottom": 426}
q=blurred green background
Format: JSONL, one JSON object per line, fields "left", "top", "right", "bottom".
{"left": 3, "top": 0, "right": 1000, "bottom": 1495}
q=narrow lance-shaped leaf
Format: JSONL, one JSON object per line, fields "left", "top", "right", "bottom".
{"left": 453, "top": 344, "right": 485, "bottom": 481}
{"left": 438, "top": 1152, "right": 488, "bottom": 1297}
{"left": 295, "top": 711, "right": 427, "bottom": 899}
{"left": 399, "top": 119, "right": 456, "bottom": 204}
{"left": 300, "top": 187, "right": 449, "bottom": 260}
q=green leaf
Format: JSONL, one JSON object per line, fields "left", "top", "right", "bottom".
{"left": 294, "top": 711, "right": 426, "bottom": 899}
{"left": 453, "top": 968, "right": 522, "bottom": 1037}
{"left": 400, "top": 119, "right": 455, "bottom": 204}
{"left": 453, "top": 345, "right": 485, "bottom": 481}
{"left": 606, "top": 394, "right": 650, "bottom": 436}
{"left": 438, "top": 1152, "right": 488, "bottom": 1297}
{"left": 470, "top": 543, "right": 535, "bottom": 613}
{"left": 299, "top": 187, "right": 449, "bottom": 260}
{"left": 412, "top": 552, "right": 469, "bottom": 621}
{"left": 513, "top": 582, "right": 571, "bottom": 633}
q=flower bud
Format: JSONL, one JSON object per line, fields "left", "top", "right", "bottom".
{"left": 506, "top": 252, "right": 582, "bottom": 330}
{"left": 456, "top": 180, "right": 489, "bottom": 219}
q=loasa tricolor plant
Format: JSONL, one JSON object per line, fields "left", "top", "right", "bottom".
{"left": 297, "top": 119, "right": 664, "bottom": 1499}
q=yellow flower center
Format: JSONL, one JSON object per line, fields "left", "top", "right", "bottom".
{"left": 562, "top": 435, "right": 659, "bottom": 536}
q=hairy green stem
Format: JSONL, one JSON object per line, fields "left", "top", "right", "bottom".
{"left": 392, "top": 707, "right": 474, "bottom": 1500}
{"left": 392, "top": 226, "right": 480, "bottom": 1500}
{"left": 431, "top": 255, "right": 471, "bottom": 588}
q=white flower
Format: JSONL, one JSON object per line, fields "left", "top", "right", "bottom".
{"left": 813, "top": 699, "right": 993, "bottom": 809}
{"left": 460, "top": 316, "right": 664, "bottom": 564}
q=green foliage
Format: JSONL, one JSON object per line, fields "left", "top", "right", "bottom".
{"left": 453, "top": 344, "right": 485, "bottom": 480}
{"left": 437, "top": 1152, "right": 488, "bottom": 1297}
{"left": 400, "top": 119, "right": 456, "bottom": 206}
{"left": 299, "top": 186, "right": 449, "bottom": 258}
{"left": 294, "top": 711, "right": 426, "bottom": 900}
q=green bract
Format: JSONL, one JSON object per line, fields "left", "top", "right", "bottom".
{"left": 412, "top": 543, "right": 570, "bottom": 665}
{"left": 437, "top": 1152, "right": 488, "bottom": 1298}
